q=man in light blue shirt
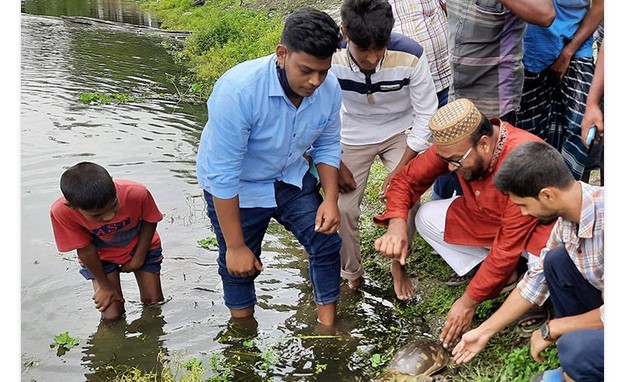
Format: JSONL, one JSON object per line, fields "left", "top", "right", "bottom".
{"left": 196, "top": 8, "right": 343, "bottom": 326}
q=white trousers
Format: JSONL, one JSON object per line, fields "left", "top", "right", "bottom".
{"left": 415, "top": 197, "right": 538, "bottom": 275}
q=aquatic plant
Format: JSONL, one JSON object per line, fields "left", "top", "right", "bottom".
{"left": 50, "top": 331, "right": 79, "bottom": 356}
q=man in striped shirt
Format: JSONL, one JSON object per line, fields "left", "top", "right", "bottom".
{"left": 452, "top": 141, "right": 604, "bottom": 382}
{"left": 331, "top": 0, "right": 438, "bottom": 300}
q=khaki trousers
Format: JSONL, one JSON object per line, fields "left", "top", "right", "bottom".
{"left": 338, "top": 132, "right": 417, "bottom": 281}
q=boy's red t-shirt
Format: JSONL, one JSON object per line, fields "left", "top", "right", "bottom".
{"left": 50, "top": 179, "right": 163, "bottom": 265}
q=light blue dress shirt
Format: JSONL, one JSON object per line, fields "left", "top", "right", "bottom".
{"left": 196, "top": 54, "right": 343, "bottom": 208}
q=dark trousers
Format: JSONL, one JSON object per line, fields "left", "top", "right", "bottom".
{"left": 543, "top": 246, "right": 603, "bottom": 381}
{"left": 205, "top": 171, "right": 342, "bottom": 310}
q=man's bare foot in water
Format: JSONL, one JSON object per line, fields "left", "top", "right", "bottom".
{"left": 391, "top": 260, "right": 414, "bottom": 300}
{"left": 348, "top": 276, "right": 364, "bottom": 290}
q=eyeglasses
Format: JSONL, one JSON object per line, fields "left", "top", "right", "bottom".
{"left": 437, "top": 146, "right": 473, "bottom": 168}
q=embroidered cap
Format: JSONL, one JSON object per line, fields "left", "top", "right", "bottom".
{"left": 429, "top": 98, "right": 483, "bottom": 146}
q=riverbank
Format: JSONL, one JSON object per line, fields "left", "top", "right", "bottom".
{"left": 136, "top": 0, "right": 561, "bottom": 380}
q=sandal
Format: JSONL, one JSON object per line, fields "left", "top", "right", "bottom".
{"left": 444, "top": 265, "right": 479, "bottom": 286}
{"left": 530, "top": 367, "right": 564, "bottom": 382}
{"left": 516, "top": 305, "right": 550, "bottom": 338}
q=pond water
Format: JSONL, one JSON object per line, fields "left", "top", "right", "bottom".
{"left": 19, "top": 1, "right": 431, "bottom": 381}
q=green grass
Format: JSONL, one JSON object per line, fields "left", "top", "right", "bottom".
{"left": 142, "top": 0, "right": 282, "bottom": 100}
{"left": 359, "top": 160, "right": 561, "bottom": 381}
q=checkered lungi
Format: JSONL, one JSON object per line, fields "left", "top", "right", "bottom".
{"left": 516, "top": 57, "right": 595, "bottom": 180}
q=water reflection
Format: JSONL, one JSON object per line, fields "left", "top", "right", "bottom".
{"left": 82, "top": 305, "right": 168, "bottom": 380}
{"left": 21, "top": 0, "right": 161, "bottom": 27}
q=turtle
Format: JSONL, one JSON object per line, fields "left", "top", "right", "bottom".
{"left": 377, "top": 336, "right": 452, "bottom": 382}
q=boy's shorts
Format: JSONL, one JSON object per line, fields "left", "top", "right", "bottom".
{"left": 79, "top": 247, "right": 163, "bottom": 280}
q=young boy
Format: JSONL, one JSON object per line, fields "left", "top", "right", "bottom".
{"left": 50, "top": 162, "right": 165, "bottom": 321}
{"left": 331, "top": 0, "right": 437, "bottom": 299}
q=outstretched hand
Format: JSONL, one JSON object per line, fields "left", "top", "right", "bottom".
{"left": 452, "top": 327, "right": 491, "bottom": 364}
{"left": 440, "top": 294, "right": 477, "bottom": 348}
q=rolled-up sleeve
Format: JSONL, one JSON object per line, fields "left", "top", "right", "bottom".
{"left": 517, "top": 223, "right": 565, "bottom": 306}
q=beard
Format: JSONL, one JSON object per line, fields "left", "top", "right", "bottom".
{"left": 460, "top": 155, "right": 488, "bottom": 182}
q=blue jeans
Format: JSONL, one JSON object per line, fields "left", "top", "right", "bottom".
{"left": 543, "top": 246, "right": 603, "bottom": 381}
{"left": 558, "top": 329, "right": 604, "bottom": 381}
{"left": 543, "top": 246, "right": 602, "bottom": 317}
{"left": 205, "top": 171, "right": 342, "bottom": 310}
{"left": 79, "top": 247, "right": 163, "bottom": 280}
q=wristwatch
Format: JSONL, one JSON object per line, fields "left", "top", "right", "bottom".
{"left": 540, "top": 322, "right": 551, "bottom": 341}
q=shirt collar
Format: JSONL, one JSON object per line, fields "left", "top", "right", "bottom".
{"left": 267, "top": 54, "right": 317, "bottom": 106}
{"left": 268, "top": 54, "right": 285, "bottom": 97}
{"left": 345, "top": 42, "right": 386, "bottom": 73}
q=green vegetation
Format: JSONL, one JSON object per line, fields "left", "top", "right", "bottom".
{"left": 78, "top": 92, "right": 143, "bottom": 105}
{"left": 50, "top": 331, "right": 80, "bottom": 356}
{"left": 197, "top": 236, "right": 218, "bottom": 249}
{"left": 370, "top": 352, "right": 392, "bottom": 369}
{"left": 143, "top": 0, "right": 283, "bottom": 100}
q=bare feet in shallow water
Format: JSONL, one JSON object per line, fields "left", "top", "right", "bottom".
{"left": 348, "top": 276, "right": 364, "bottom": 290}
{"left": 391, "top": 260, "right": 415, "bottom": 300}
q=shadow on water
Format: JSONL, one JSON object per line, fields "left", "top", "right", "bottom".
{"left": 20, "top": 2, "right": 434, "bottom": 381}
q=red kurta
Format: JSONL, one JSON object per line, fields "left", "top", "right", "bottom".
{"left": 374, "top": 120, "right": 555, "bottom": 302}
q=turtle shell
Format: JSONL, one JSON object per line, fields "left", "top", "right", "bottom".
{"left": 386, "top": 337, "right": 450, "bottom": 377}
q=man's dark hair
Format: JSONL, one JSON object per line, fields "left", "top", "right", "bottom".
{"left": 60, "top": 162, "right": 117, "bottom": 210}
{"left": 494, "top": 141, "right": 575, "bottom": 198}
{"left": 281, "top": 8, "right": 341, "bottom": 58}
{"left": 340, "top": 0, "right": 394, "bottom": 49}
{"left": 468, "top": 112, "right": 494, "bottom": 145}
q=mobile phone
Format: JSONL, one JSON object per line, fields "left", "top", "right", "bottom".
{"left": 586, "top": 126, "right": 597, "bottom": 146}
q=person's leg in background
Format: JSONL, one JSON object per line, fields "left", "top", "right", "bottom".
{"left": 379, "top": 133, "right": 420, "bottom": 300}
{"left": 337, "top": 142, "right": 379, "bottom": 290}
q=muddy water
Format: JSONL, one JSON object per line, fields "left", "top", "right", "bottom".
{"left": 20, "top": 4, "right": 422, "bottom": 381}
